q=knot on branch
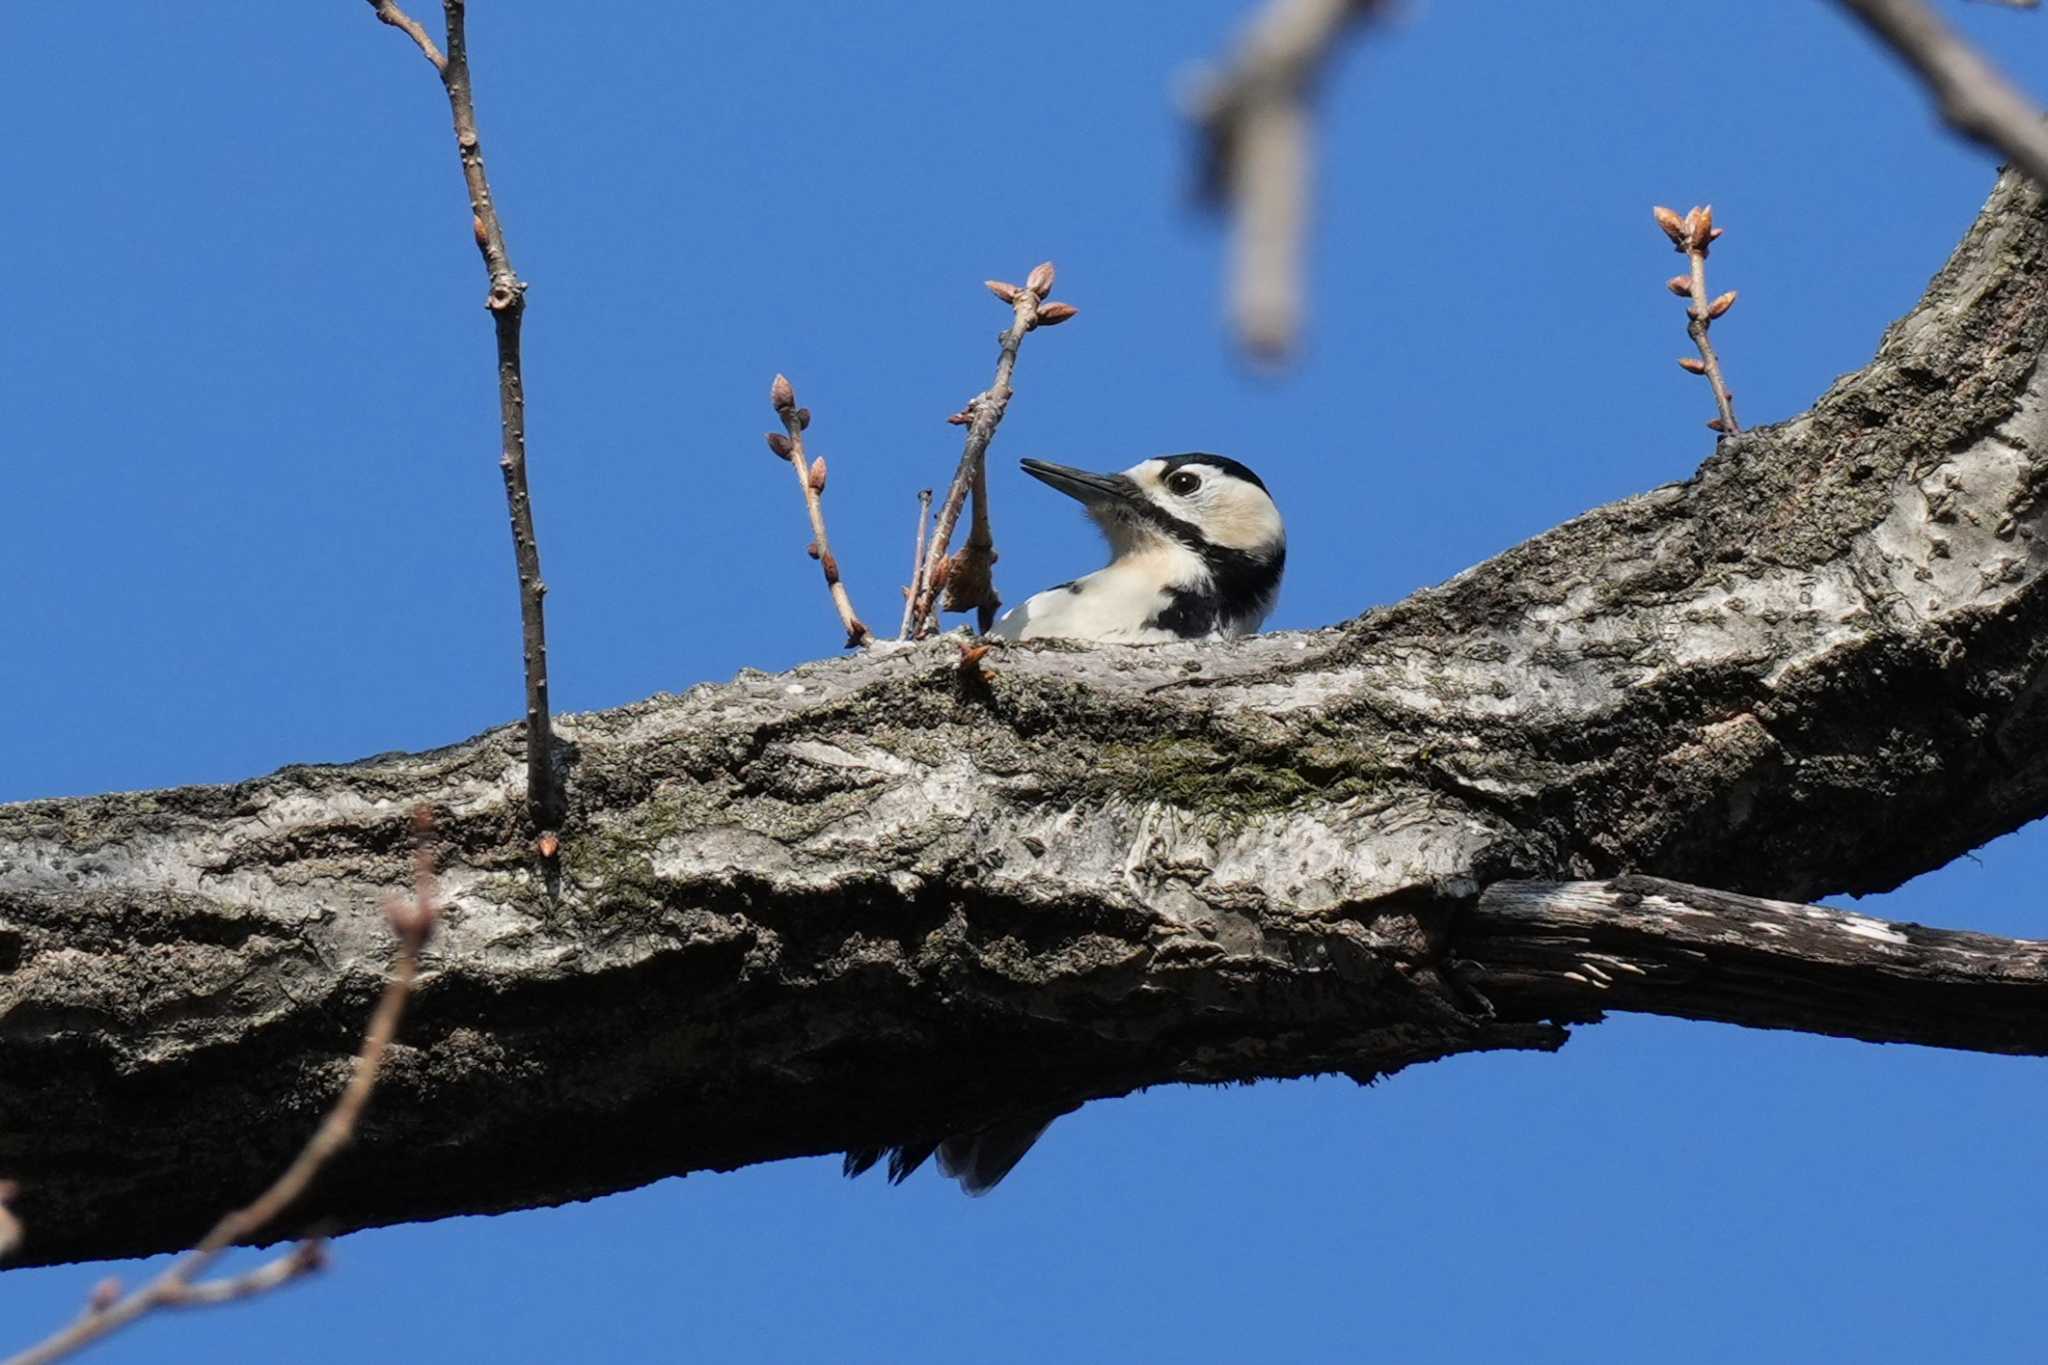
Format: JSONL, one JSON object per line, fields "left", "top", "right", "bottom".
{"left": 485, "top": 279, "right": 527, "bottom": 314}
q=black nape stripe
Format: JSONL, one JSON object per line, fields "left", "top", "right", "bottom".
{"left": 1146, "top": 542, "right": 1286, "bottom": 638}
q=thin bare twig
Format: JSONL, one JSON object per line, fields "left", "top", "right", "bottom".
{"left": 369, "top": 0, "right": 562, "bottom": 834}
{"left": 768, "top": 376, "right": 869, "bottom": 648}
{"left": 909, "top": 264, "right": 1078, "bottom": 639}
{"left": 365, "top": 0, "right": 446, "bottom": 68}
{"left": 1835, "top": 0, "right": 2048, "bottom": 187}
{"left": 2, "top": 812, "right": 440, "bottom": 1365}
{"left": 1188, "top": 0, "right": 1384, "bottom": 359}
{"left": 899, "top": 488, "right": 933, "bottom": 641}
{"left": 1655, "top": 205, "right": 1740, "bottom": 435}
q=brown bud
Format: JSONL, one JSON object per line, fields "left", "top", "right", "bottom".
{"left": 536, "top": 831, "right": 560, "bottom": 859}
{"left": 89, "top": 1278, "right": 122, "bottom": 1312}
{"left": 1653, "top": 205, "right": 1687, "bottom": 245}
{"left": 796, "top": 407, "right": 812, "bottom": 430}
{"left": 472, "top": 215, "right": 488, "bottom": 249}
{"left": 1035, "top": 302, "right": 1079, "bottom": 327}
{"left": 845, "top": 620, "right": 871, "bottom": 648}
{"left": 1707, "top": 290, "right": 1737, "bottom": 319}
{"left": 1688, "top": 204, "right": 1714, "bottom": 251}
{"left": 986, "top": 279, "right": 1021, "bottom": 303}
{"left": 1026, "top": 261, "right": 1056, "bottom": 298}
{"left": 1678, "top": 356, "right": 1708, "bottom": 374}
{"left": 806, "top": 539, "right": 820, "bottom": 559}
{"left": 958, "top": 643, "right": 992, "bottom": 668}
{"left": 766, "top": 431, "right": 793, "bottom": 459}
{"left": 770, "top": 374, "right": 796, "bottom": 412}
{"left": 1666, "top": 275, "right": 1693, "bottom": 297}
{"left": 1708, "top": 227, "right": 1725, "bottom": 243}
{"left": 819, "top": 549, "right": 841, "bottom": 582}
{"left": 1706, "top": 418, "right": 1730, "bottom": 432}
{"left": 946, "top": 410, "right": 971, "bottom": 425}
{"left": 809, "top": 458, "right": 828, "bottom": 494}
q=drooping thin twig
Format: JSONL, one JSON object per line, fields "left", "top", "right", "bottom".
{"left": 1654, "top": 204, "right": 1740, "bottom": 435}
{"left": 899, "top": 488, "right": 933, "bottom": 641}
{"left": 1835, "top": 0, "right": 2048, "bottom": 188}
{"left": 368, "top": 0, "right": 563, "bottom": 834}
{"left": 768, "top": 376, "right": 869, "bottom": 648}
{"left": 1188, "top": 0, "right": 1384, "bottom": 359}
{"left": 2, "top": 810, "right": 440, "bottom": 1365}
{"left": 909, "top": 263, "right": 1078, "bottom": 639}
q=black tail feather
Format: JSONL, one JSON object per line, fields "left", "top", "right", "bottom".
{"left": 841, "top": 1108, "right": 1068, "bottom": 1196}
{"left": 934, "top": 1114, "right": 1056, "bottom": 1196}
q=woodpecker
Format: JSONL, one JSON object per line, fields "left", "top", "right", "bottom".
{"left": 986, "top": 454, "right": 1286, "bottom": 643}
{"left": 843, "top": 453, "right": 1285, "bottom": 1195}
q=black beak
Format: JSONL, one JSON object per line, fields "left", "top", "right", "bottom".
{"left": 1019, "top": 459, "right": 1138, "bottom": 507}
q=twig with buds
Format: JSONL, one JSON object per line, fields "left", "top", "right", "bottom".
{"left": 910, "top": 262, "right": 1078, "bottom": 639}
{"left": 768, "top": 376, "right": 870, "bottom": 648}
{"left": 366, "top": 0, "right": 563, "bottom": 836}
{"left": 2, "top": 808, "right": 442, "bottom": 1365}
{"left": 1835, "top": 0, "right": 2048, "bottom": 188}
{"left": 1655, "top": 204, "right": 1741, "bottom": 435}
{"left": 899, "top": 489, "right": 933, "bottom": 640}
{"left": 1188, "top": 0, "right": 1385, "bottom": 359}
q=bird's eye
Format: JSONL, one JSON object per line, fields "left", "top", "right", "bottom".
{"left": 1166, "top": 471, "right": 1201, "bottom": 496}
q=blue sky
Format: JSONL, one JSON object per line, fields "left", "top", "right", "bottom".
{"left": 4, "top": 3, "right": 2047, "bottom": 1361}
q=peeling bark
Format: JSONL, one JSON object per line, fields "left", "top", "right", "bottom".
{"left": 4, "top": 171, "right": 2048, "bottom": 1267}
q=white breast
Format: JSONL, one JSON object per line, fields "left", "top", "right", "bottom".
{"left": 988, "top": 554, "right": 1204, "bottom": 643}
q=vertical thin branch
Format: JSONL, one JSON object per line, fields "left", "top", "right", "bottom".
{"left": 910, "top": 264, "right": 1078, "bottom": 639}
{"left": 1655, "top": 205, "right": 1740, "bottom": 434}
{"left": 368, "top": 0, "right": 562, "bottom": 834}
{"left": 767, "top": 377, "right": 869, "bottom": 647}
{"left": 899, "top": 488, "right": 932, "bottom": 641}
{"left": 1835, "top": 0, "right": 2048, "bottom": 187}
{"left": 1189, "top": 0, "right": 1384, "bottom": 360}
{"left": 2, "top": 812, "right": 441, "bottom": 1365}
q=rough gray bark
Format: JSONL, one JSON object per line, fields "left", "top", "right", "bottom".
{"left": 4, "top": 170, "right": 2048, "bottom": 1268}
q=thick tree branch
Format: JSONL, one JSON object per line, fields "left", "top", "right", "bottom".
{"left": 1462, "top": 877, "right": 2048, "bottom": 1052}
{"left": 370, "top": 0, "right": 562, "bottom": 833}
{"left": 3, "top": 170, "right": 2048, "bottom": 1266}
{"left": 1836, "top": 0, "right": 2048, "bottom": 187}
{"left": 3, "top": 831, "right": 434, "bottom": 1362}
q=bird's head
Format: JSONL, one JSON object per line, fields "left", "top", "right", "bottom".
{"left": 1017, "top": 453, "right": 1286, "bottom": 634}
{"left": 1019, "top": 453, "right": 1285, "bottom": 567}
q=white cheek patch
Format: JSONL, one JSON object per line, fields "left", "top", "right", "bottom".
{"left": 1199, "top": 486, "right": 1284, "bottom": 553}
